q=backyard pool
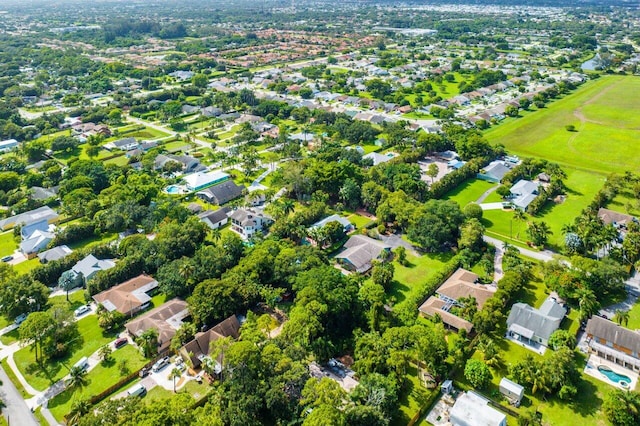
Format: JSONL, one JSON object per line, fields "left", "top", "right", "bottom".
{"left": 165, "top": 185, "right": 182, "bottom": 194}
{"left": 598, "top": 365, "right": 631, "bottom": 387}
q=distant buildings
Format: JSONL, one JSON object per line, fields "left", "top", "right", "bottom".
{"left": 0, "top": 139, "right": 19, "bottom": 153}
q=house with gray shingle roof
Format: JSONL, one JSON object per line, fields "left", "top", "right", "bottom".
{"left": 335, "top": 235, "right": 391, "bottom": 273}
{"left": 507, "top": 297, "right": 566, "bottom": 348}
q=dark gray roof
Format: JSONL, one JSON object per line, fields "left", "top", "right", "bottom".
{"left": 113, "top": 137, "right": 137, "bottom": 147}
{"left": 199, "top": 207, "right": 230, "bottom": 226}
{"left": 197, "top": 181, "right": 245, "bottom": 205}
{"left": 586, "top": 316, "right": 640, "bottom": 354}
{"left": 30, "top": 186, "right": 58, "bottom": 201}
{"left": 335, "top": 235, "right": 391, "bottom": 273}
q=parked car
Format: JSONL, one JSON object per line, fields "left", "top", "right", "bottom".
{"left": 127, "top": 383, "right": 146, "bottom": 397}
{"left": 152, "top": 356, "right": 170, "bottom": 372}
{"left": 1, "top": 256, "right": 13, "bottom": 262}
{"left": 74, "top": 305, "right": 90, "bottom": 317}
{"left": 139, "top": 367, "right": 149, "bottom": 378}
{"left": 14, "top": 313, "right": 27, "bottom": 325}
{"left": 114, "top": 337, "right": 128, "bottom": 349}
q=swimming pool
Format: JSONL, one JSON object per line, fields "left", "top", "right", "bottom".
{"left": 165, "top": 185, "right": 182, "bottom": 194}
{"left": 598, "top": 365, "right": 631, "bottom": 387}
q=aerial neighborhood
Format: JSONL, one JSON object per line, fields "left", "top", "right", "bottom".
{"left": 0, "top": 1, "right": 639, "bottom": 425}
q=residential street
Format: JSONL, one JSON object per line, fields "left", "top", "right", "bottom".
{"left": 482, "top": 235, "right": 557, "bottom": 263}
{"left": 0, "top": 365, "right": 39, "bottom": 426}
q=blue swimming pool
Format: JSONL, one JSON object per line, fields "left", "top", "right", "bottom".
{"left": 598, "top": 365, "right": 631, "bottom": 387}
{"left": 166, "top": 185, "right": 181, "bottom": 194}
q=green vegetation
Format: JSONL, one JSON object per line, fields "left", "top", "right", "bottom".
{"left": 0, "top": 231, "right": 16, "bottom": 257}
{"left": 443, "top": 179, "right": 497, "bottom": 207}
{"left": 1, "top": 358, "right": 31, "bottom": 398}
{"left": 485, "top": 76, "right": 640, "bottom": 174}
{"left": 48, "top": 345, "right": 148, "bottom": 421}
{"left": 14, "top": 315, "right": 117, "bottom": 391}
{"left": 388, "top": 252, "right": 454, "bottom": 305}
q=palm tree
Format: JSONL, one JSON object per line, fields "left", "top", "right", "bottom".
{"left": 170, "top": 367, "right": 182, "bottom": 393}
{"left": 67, "top": 366, "right": 88, "bottom": 390}
{"left": 614, "top": 309, "right": 630, "bottom": 327}
{"left": 576, "top": 289, "right": 600, "bottom": 322}
{"left": 280, "top": 199, "right": 295, "bottom": 217}
{"left": 210, "top": 228, "right": 222, "bottom": 243}
{"left": 67, "top": 399, "right": 91, "bottom": 426}
{"left": 137, "top": 328, "right": 159, "bottom": 358}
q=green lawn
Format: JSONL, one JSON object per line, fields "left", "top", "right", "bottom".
{"left": 0, "top": 231, "right": 17, "bottom": 257}
{"left": 393, "top": 363, "right": 436, "bottom": 426}
{"left": 388, "top": 252, "right": 454, "bottom": 306}
{"left": 347, "top": 213, "right": 373, "bottom": 229}
{"left": 442, "top": 179, "right": 497, "bottom": 207}
{"left": 104, "top": 155, "right": 129, "bottom": 167}
{"left": 481, "top": 168, "right": 604, "bottom": 251}
{"left": 12, "top": 258, "right": 41, "bottom": 275}
{"left": 624, "top": 298, "right": 640, "bottom": 331}
{"left": 48, "top": 345, "right": 148, "bottom": 421}
{"left": 485, "top": 75, "right": 640, "bottom": 175}
{"left": 14, "top": 315, "right": 117, "bottom": 391}
{"left": 49, "top": 290, "right": 88, "bottom": 311}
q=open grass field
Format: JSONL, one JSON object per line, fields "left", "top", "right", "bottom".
{"left": 14, "top": 315, "right": 118, "bottom": 391}
{"left": 442, "top": 179, "right": 497, "bottom": 207}
{"left": 48, "top": 344, "right": 148, "bottom": 421}
{"left": 485, "top": 75, "right": 640, "bottom": 175}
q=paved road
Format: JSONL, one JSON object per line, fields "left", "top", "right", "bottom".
{"left": 483, "top": 235, "right": 557, "bottom": 262}
{"left": 0, "top": 365, "right": 39, "bottom": 426}
{"left": 475, "top": 184, "right": 499, "bottom": 204}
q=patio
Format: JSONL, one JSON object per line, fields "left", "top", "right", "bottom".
{"left": 584, "top": 354, "right": 639, "bottom": 391}
{"left": 505, "top": 331, "right": 547, "bottom": 355}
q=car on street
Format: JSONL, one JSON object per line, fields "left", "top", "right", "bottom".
{"left": 152, "top": 356, "right": 170, "bottom": 372}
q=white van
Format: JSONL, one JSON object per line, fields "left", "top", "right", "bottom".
{"left": 73, "top": 357, "right": 89, "bottom": 371}
{"left": 127, "top": 383, "right": 146, "bottom": 397}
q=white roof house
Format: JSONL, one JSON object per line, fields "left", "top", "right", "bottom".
{"left": 363, "top": 152, "right": 395, "bottom": 166}
{"left": 183, "top": 171, "right": 230, "bottom": 192}
{"left": 0, "top": 206, "right": 59, "bottom": 230}
{"left": 510, "top": 179, "right": 540, "bottom": 211}
{"left": 0, "top": 139, "right": 19, "bottom": 152}
{"left": 450, "top": 391, "right": 507, "bottom": 426}
{"left": 309, "top": 214, "right": 353, "bottom": 232}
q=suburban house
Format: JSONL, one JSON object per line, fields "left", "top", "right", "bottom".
{"left": 597, "top": 208, "right": 637, "bottom": 230}
{"left": 196, "top": 180, "right": 245, "bottom": 205}
{"left": 184, "top": 171, "right": 230, "bottom": 192}
{"left": 93, "top": 274, "right": 158, "bottom": 317}
{"left": 125, "top": 299, "right": 190, "bottom": 354}
{"left": 309, "top": 214, "right": 354, "bottom": 234}
{"left": 198, "top": 207, "right": 231, "bottom": 230}
{"left": 29, "top": 186, "right": 58, "bottom": 201}
{"left": 335, "top": 235, "right": 392, "bottom": 273}
{"left": 478, "top": 160, "right": 513, "bottom": 182}
{"left": 104, "top": 137, "right": 138, "bottom": 151}
{"left": 179, "top": 315, "right": 241, "bottom": 370}
{"left": 19, "top": 219, "right": 55, "bottom": 257}
{"left": 499, "top": 377, "right": 525, "bottom": 407}
{"left": 506, "top": 297, "right": 567, "bottom": 347}
{"left": 229, "top": 208, "right": 273, "bottom": 240}
{"left": 37, "top": 245, "right": 73, "bottom": 263}
{"left": 0, "top": 206, "right": 59, "bottom": 230}
{"left": 585, "top": 316, "right": 640, "bottom": 371}
{"left": 449, "top": 391, "right": 507, "bottom": 426}
{"left": 418, "top": 268, "right": 495, "bottom": 333}
{"left": 363, "top": 152, "right": 395, "bottom": 166}
{"left": 154, "top": 154, "right": 203, "bottom": 173}
{"left": 68, "top": 254, "right": 116, "bottom": 286}
{"left": 0, "top": 139, "right": 19, "bottom": 153}
{"left": 510, "top": 179, "right": 540, "bottom": 211}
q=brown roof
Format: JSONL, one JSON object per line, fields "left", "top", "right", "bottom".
{"left": 92, "top": 274, "right": 158, "bottom": 315}
{"left": 586, "top": 316, "right": 640, "bottom": 355}
{"left": 437, "top": 268, "right": 494, "bottom": 309}
{"left": 597, "top": 208, "right": 636, "bottom": 227}
{"left": 125, "top": 299, "right": 189, "bottom": 353}
{"left": 418, "top": 296, "right": 474, "bottom": 333}
{"left": 180, "top": 315, "right": 241, "bottom": 368}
